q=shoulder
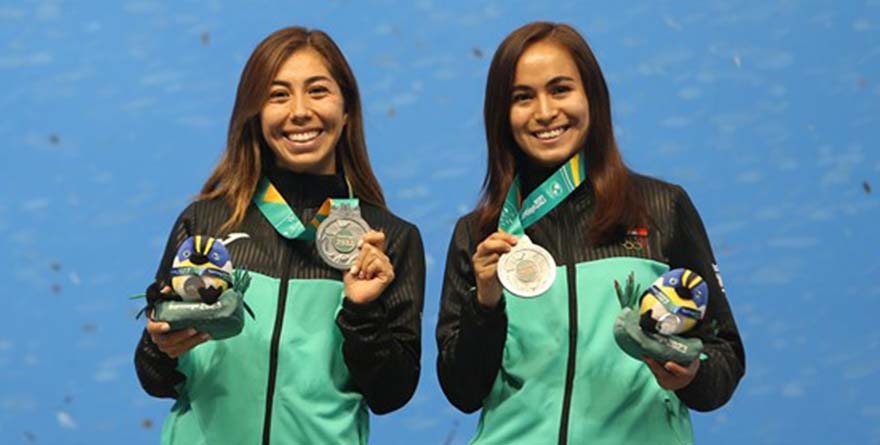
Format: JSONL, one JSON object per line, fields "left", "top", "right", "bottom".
{"left": 630, "top": 172, "right": 685, "bottom": 200}
{"left": 453, "top": 209, "right": 481, "bottom": 236}
{"left": 171, "top": 197, "right": 235, "bottom": 233}
{"left": 629, "top": 172, "right": 689, "bottom": 217}
{"left": 361, "top": 204, "right": 416, "bottom": 233}
{"left": 443, "top": 210, "right": 482, "bottom": 253}
{"left": 360, "top": 204, "right": 423, "bottom": 249}
{"left": 185, "top": 197, "right": 230, "bottom": 215}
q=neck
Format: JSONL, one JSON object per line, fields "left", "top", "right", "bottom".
{"left": 519, "top": 160, "right": 563, "bottom": 197}
{"left": 265, "top": 162, "right": 349, "bottom": 208}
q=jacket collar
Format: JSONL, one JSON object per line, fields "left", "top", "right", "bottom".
{"left": 264, "top": 162, "right": 349, "bottom": 209}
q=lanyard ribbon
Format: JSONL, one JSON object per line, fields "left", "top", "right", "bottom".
{"left": 253, "top": 176, "right": 356, "bottom": 240}
{"left": 498, "top": 152, "right": 586, "bottom": 236}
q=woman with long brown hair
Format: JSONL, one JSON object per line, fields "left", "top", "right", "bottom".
{"left": 134, "top": 26, "right": 424, "bottom": 444}
{"left": 437, "top": 22, "right": 744, "bottom": 444}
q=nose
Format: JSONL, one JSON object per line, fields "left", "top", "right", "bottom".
{"left": 289, "top": 94, "right": 311, "bottom": 124}
{"left": 535, "top": 94, "right": 558, "bottom": 126}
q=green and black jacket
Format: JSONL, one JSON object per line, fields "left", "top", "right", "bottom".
{"left": 436, "top": 173, "right": 745, "bottom": 445}
{"left": 135, "top": 168, "right": 425, "bottom": 445}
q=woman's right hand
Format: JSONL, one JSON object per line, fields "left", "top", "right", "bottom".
{"left": 146, "top": 286, "right": 210, "bottom": 358}
{"left": 472, "top": 231, "right": 518, "bottom": 309}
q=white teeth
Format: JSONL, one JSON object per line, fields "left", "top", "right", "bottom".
{"left": 535, "top": 127, "right": 566, "bottom": 140}
{"left": 286, "top": 130, "right": 320, "bottom": 142}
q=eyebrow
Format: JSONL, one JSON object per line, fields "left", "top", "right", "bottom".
{"left": 271, "top": 75, "right": 333, "bottom": 88}
{"left": 512, "top": 75, "right": 577, "bottom": 91}
{"left": 547, "top": 75, "right": 576, "bottom": 85}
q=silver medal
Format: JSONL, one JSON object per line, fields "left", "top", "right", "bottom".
{"left": 316, "top": 203, "right": 371, "bottom": 270}
{"left": 497, "top": 236, "right": 556, "bottom": 298}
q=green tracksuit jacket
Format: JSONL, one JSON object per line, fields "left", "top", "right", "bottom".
{"left": 437, "top": 174, "right": 745, "bottom": 445}
{"left": 135, "top": 170, "right": 425, "bottom": 444}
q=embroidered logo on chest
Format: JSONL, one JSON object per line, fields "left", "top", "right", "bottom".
{"left": 622, "top": 227, "right": 649, "bottom": 251}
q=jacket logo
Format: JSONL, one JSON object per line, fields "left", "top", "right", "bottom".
{"left": 221, "top": 232, "right": 251, "bottom": 246}
{"left": 622, "top": 227, "right": 648, "bottom": 251}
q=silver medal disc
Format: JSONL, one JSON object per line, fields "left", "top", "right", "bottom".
{"left": 316, "top": 203, "right": 371, "bottom": 270}
{"left": 497, "top": 236, "right": 556, "bottom": 298}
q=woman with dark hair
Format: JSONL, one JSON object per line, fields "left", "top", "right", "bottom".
{"left": 437, "top": 22, "right": 744, "bottom": 444}
{"left": 134, "top": 26, "right": 424, "bottom": 444}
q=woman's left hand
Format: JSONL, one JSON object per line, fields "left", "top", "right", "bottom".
{"left": 644, "top": 357, "right": 700, "bottom": 391}
{"left": 344, "top": 230, "right": 395, "bottom": 304}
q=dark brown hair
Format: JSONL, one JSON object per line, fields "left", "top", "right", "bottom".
{"left": 477, "top": 21, "right": 645, "bottom": 244}
{"left": 200, "top": 26, "right": 385, "bottom": 231}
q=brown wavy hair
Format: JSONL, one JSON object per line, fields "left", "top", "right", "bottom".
{"left": 200, "top": 26, "right": 385, "bottom": 232}
{"left": 477, "top": 21, "right": 645, "bottom": 244}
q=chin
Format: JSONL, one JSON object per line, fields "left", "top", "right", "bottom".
{"left": 278, "top": 152, "right": 334, "bottom": 174}
{"left": 526, "top": 149, "right": 576, "bottom": 167}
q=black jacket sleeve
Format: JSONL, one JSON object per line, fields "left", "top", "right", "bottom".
{"left": 435, "top": 217, "right": 508, "bottom": 413}
{"left": 336, "top": 222, "right": 425, "bottom": 414}
{"left": 133, "top": 206, "right": 192, "bottom": 399}
{"left": 667, "top": 186, "right": 746, "bottom": 411}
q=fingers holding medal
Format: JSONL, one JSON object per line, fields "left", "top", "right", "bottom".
{"left": 497, "top": 235, "right": 556, "bottom": 298}
{"left": 352, "top": 231, "right": 393, "bottom": 280}
{"left": 314, "top": 200, "right": 394, "bottom": 303}
{"left": 472, "top": 231, "right": 518, "bottom": 308}
{"left": 345, "top": 230, "right": 395, "bottom": 303}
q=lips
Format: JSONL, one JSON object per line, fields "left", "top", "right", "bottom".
{"left": 532, "top": 125, "right": 569, "bottom": 140}
{"left": 284, "top": 129, "right": 323, "bottom": 143}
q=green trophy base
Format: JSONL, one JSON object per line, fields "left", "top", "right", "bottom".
{"left": 153, "top": 289, "right": 246, "bottom": 340}
{"left": 613, "top": 307, "right": 703, "bottom": 366}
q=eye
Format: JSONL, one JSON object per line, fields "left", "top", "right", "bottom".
{"left": 309, "top": 85, "right": 330, "bottom": 97}
{"left": 551, "top": 84, "right": 572, "bottom": 95}
{"left": 182, "top": 250, "right": 191, "bottom": 258}
{"left": 212, "top": 252, "right": 221, "bottom": 261}
{"left": 268, "top": 89, "right": 289, "bottom": 101}
{"left": 511, "top": 91, "right": 532, "bottom": 103}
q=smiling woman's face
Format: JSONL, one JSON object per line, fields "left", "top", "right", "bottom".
{"left": 509, "top": 39, "right": 590, "bottom": 168}
{"left": 260, "top": 47, "right": 347, "bottom": 175}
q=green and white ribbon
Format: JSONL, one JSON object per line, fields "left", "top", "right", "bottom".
{"left": 498, "top": 151, "right": 587, "bottom": 236}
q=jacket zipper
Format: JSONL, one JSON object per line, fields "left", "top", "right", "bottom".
{"left": 262, "top": 246, "right": 294, "bottom": 445}
{"left": 556, "top": 218, "right": 578, "bottom": 445}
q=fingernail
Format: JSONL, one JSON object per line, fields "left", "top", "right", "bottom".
{"left": 201, "top": 334, "right": 211, "bottom": 341}
{"left": 357, "top": 239, "right": 364, "bottom": 248}
{"left": 186, "top": 328, "right": 196, "bottom": 336}
{"left": 350, "top": 265, "right": 359, "bottom": 275}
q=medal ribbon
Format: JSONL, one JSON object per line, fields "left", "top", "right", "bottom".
{"left": 498, "top": 152, "right": 586, "bottom": 237}
{"left": 253, "top": 176, "right": 356, "bottom": 240}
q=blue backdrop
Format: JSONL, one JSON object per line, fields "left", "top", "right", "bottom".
{"left": 1, "top": 0, "right": 878, "bottom": 443}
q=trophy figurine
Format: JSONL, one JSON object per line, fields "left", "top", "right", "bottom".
{"left": 135, "top": 234, "right": 253, "bottom": 340}
{"left": 612, "top": 268, "right": 708, "bottom": 366}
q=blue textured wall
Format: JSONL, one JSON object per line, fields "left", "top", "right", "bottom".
{"left": 1, "top": 1, "right": 878, "bottom": 443}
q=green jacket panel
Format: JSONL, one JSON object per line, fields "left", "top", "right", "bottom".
{"left": 271, "top": 278, "right": 369, "bottom": 445}
{"left": 472, "top": 258, "right": 692, "bottom": 445}
{"left": 567, "top": 258, "right": 692, "bottom": 445}
{"left": 471, "top": 270, "right": 570, "bottom": 445}
{"left": 160, "top": 272, "right": 367, "bottom": 445}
